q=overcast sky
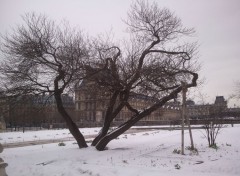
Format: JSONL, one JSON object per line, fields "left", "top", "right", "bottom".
{"left": 1, "top": 0, "right": 240, "bottom": 107}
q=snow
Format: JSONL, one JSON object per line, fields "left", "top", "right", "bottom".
{"left": 1, "top": 125, "right": 240, "bottom": 176}
{"left": 0, "top": 127, "right": 101, "bottom": 144}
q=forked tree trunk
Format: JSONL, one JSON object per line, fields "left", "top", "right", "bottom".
{"left": 92, "top": 91, "right": 122, "bottom": 146}
{"left": 95, "top": 100, "right": 171, "bottom": 151}
{"left": 96, "top": 117, "right": 139, "bottom": 151}
{"left": 54, "top": 93, "right": 88, "bottom": 148}
{"left": 91, "top": 122, "right": 111, "bottom": 146}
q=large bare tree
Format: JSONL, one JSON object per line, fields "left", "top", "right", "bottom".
{"left": 0, "top": 13, "right": 89, "bottom": 148}
{"left": 87, "top": 0, "right": 199, "bottom": 150}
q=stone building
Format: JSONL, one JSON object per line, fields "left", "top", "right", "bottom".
{"left": 74, "top": 80, "right": 181, "bottom": 124}
{"left": 3, "top": 94, "right": 75, "bottom": 128}
{"left": 187, "top": 96, "right": 228, "bottom": 119}
{"left": 33, "top": 94, "right": 75, "bottom": 124}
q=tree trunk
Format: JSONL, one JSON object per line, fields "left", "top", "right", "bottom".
{"left": 96, "top": 118, "right": 138, "bottom": 151}
{"left": 96, "top": 87, "right": 184, "bottom": 151}
{"left": 91, "top": 122, "right": 111, "bottom": 146}
{"left": 96, "top": 107, "right": 154, "bottom": 151}
{"left": 92, "top": 104, "right": 125, "bottom": 146}
{"left": 92, "top": 91, "right": 122, "bottom": 146}
{"left": 54, "top": 93, "right": 88, "bottom": 148}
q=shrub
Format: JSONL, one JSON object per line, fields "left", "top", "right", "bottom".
{"left": 173, "top": 149, "right": 181, "bottom": 154}
{"left": 58, "top": 142, "right": 66, "bottom": 146}
{"left": 175, "top": 164, "right": 181, "bottom": 169}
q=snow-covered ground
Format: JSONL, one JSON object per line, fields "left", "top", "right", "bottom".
{"left": 1, "top": 125, "right": 240, "bottom": 176}
{"left": 0, "top": 127, "right": 101, "bottom": 144}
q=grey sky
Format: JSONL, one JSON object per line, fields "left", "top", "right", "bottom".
{"left": 1, "top": 0, "right": 240, "bottom": 107}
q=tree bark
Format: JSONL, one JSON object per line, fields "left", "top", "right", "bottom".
{"left": 91, "top": 91, "right": 124, "bottom": 146}
{"left": 91, "top": 122, "right": 111, "bottom": 146}
{"left": 96, "top": 117, "right": 139, "bottom": 151}
{"left": 91, "top": 93, "right": 117, "bottom": 146}
{"left": 54, "top": 92, "right": 88, "bottom": 148}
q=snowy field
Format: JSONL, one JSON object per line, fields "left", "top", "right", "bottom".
{"left": 0, "top": 127, "right": 101, "bottom": 145}
{"left": 1, "top": 125, "right": 240, "bottom": 176}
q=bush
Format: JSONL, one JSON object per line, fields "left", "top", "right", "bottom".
{"left": 58, "top": 142, "right": 66, "bottom": 146}
{"left": 175, "top": 164, "right": 181, "bottom": 169}
{"left": 173, "top": 149, "right": 181, "bottom": 154}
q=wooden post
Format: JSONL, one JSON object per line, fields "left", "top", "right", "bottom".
{"left": 184, "top": 88, "right": 194, "bottom": 149}
{"left": 186, "top": 107, "right": 194, "bottom": 150}
{"left": 181, "top": 82, "right": 186, "bottom": 155}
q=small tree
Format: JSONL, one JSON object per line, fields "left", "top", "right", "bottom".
{"left": 203, "top": 106, "right": 226, "bottom": 148}
{"left": 203, "top": 121, "right": 223, "bottom": 148}
{"left": 0, "top": 13, "right": 90, "bottom": 148}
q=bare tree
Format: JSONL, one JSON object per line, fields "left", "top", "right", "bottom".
{"left": 193, "top": 93, "right": 226, "bottom": 148}
{"left": 88, "top": 0, "right": 199, "bottom": 150}
{"left": 203, "top": 121, "right": 224, "bottom": 148}
{"left": 0, "top": 13, "right": 89, "bottom": 148}
{"left": 202, "top": 109, "right": 226, "bottom": 148}
{"left": 203, "top": 98, "right": 227, "bottom": 148}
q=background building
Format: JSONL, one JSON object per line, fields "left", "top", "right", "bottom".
{"left": 74, "top": 80, "right": 181, "bottom": 125}
{"left": 1, "top": 83, "right": 239, "bottom": 129}
{"left": 187, "top": 96, "right": 228, "bottom": 119}
{"left": 2, "top": 94, "right": 75, "bottom": 129}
